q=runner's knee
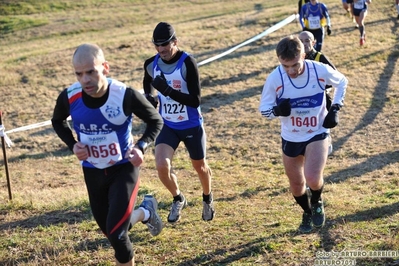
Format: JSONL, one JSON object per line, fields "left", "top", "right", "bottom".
{"left": 108, "top": 230, "right": 134, "bottom": 263}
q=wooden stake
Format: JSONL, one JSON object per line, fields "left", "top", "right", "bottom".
{"left": 0, "top": 111, "right": 12, "bottom": 200}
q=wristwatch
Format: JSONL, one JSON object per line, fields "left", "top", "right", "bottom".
{"left": 134, "top": 140, "right": 148, "bottom": 154}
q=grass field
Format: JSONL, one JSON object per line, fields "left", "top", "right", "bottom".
{"left": 1, "top": 0, "right": 399, "bottom": 265}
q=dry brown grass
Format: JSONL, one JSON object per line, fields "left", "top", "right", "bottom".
{"left": 1, "top": 0, "right": 399, "bottom": 265}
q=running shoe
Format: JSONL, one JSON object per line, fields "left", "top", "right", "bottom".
{"left": 299, "top": 212, "right": 313, "bottom": 233}
{"left": 167, "top": 194, "right": 187, "bottom": 223}
{"left": 311, "top": 200, "right": 325, "bottom": 228}
{"left": 202, "top": 200, "right": 215, "bottom": 221}
{"left": 140, "top": 195, "right": 163, "bottom": 236}
{"left": 360, "top": 38, "right": 365, "bottom": 46}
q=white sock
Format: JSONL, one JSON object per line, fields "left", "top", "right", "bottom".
{"left": 139, "top": 207, "right": 150, "bottom": 222}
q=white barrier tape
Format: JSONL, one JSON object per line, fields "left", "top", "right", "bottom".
{"left": 5, "top": 116, "right": 72, "bottom": 134}
{"left": 5, "top": 120, "right": 52, "bottom": 134}
{"left": 0, "top": 125, "right": 13, "bottom": 147}
{"left": 197, "top": 14, "right": 299, "bottom": 66}
{"left": 4, "top": 14, "right": 298, "bottom": 136}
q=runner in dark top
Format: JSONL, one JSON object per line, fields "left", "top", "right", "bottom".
{"left": 52, "top": 43, "right": 163, "bottom": 266}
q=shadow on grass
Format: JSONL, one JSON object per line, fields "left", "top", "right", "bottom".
{"left": 170, "top": 233, "right": 313, "bottom": 266}
{"left": 322, "top": 17, "right": 399, "bottom": 187}
{"left": 0, "top": 189, "right": 156, "bottom": 265}
{"left": 332, "top": 22, "right": 399, "bottom": 156}
{"left": 159, "top": 201, "right": 399, "bottom": 266}
{"left": 325, "top": 150, "right": 399, "bottom": 183}
{"left": 0, "top": 208, "right": 92, "bottom": 231}
{"left": 1, "top": 146, "right": 71, "bottom": 165}
{"left": 0, "top": 189, "right": 154, "bottom": 231}
{"left": 2, "top": 200, "right": 398, "bottom": 266}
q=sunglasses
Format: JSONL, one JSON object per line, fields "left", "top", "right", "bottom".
{"left": 152, "top": 32, "right": 175, "bottom": 47}
{"left": 154, "top": 41, "right": 170, "bottom": 47}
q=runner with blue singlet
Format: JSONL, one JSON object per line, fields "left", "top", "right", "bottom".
{"left": 300, "top": 0, "right": 332, "bottom": 52}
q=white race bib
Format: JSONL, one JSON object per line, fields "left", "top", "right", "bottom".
{"left": 285, "top": 108, "right": 320, "bottom": 134}
{"left": 308, "top": 16, "right": 321, "bottom": 29}
{"left": 80, "top": 131, "right": 122, "bottom": 169}
{"left": 159, "top": 96, "right": 188, "bottom": 123}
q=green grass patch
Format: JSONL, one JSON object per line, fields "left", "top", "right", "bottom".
{"left": 0, "top": 16, "right": 48, "bottom": 34}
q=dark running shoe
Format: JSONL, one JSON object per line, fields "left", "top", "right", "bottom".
{"left": 299, "top": 212, "right": 313, "bottom": 233}
{"left": 311, "top": 200, "right": 325, "bottom": 228}
{"left": 140, "top": 195, "right": 163, "bottom": 236}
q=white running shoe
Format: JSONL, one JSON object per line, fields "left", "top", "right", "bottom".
{"left": 167, "top": 194, "right": 187, "bottom": 223}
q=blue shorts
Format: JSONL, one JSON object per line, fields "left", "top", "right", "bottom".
{"left": 155, "top": 124, "right": 207, "bottom": 160}
{"left": 282, "top": 132, "right": 329, "bottom": 157}
{"left": 353, "top": 6, "right": 367, "bottom": 16}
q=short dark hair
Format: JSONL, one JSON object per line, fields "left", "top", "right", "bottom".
{"left": 276, "top": 35, "right": 304, "bottom": 61}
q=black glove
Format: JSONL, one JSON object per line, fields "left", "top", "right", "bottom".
{"left": 327, "top": 26, "right": 331, "bottom": 36}
{"left": 145, "top": 93, "right": 158, "bottom": 108}
{"left": 273, "top": 98, "right": 291, "bottom": 117}
{"left": 325, "top": 90, "right": 332, "bottom": 110}
{"left": 322, "top": 104, "right": 340, "bottom": 128}
{"left": 151, "top": 74, "right": 173, "bottom": 96}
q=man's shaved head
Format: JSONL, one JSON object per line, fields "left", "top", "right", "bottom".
{"left": 298, "top": 31, "right": 314, "bottom": 41}
{"left": 72, "top": 43, "right": 105, "bottom": 65}
{"left": 72, "top": 43, "right": 109, "bottom": 98}
{"left": 298, "top": 31, "right": 316, "bottom": 54}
